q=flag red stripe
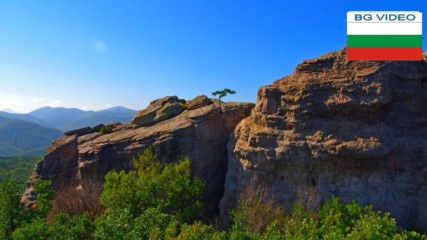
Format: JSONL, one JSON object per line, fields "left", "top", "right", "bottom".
{"left": 347, "top": 48, "right": 422, "bottom": 60}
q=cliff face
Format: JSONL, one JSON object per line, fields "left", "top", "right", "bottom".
{"left": 220, "top": 49, "right": 427, "bottom": 230}
{"left": 22, "top": 95, "right": 254, "bottom": 217}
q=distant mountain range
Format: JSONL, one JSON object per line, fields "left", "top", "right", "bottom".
{"left": 27, "top": 106, "right": 137, "bottom": 131}
{"left": 0, "top": 116, "right": 62, "bottom": 157}
{"left": 0, "top": 106, "right": 137, "bottom": 156}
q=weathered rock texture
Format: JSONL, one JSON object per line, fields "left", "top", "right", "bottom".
{"left": 22, "top": 96, "right": 254, "bottom": 217}
{"left": 220, "top": 49, "right": 427, "bottom": 230}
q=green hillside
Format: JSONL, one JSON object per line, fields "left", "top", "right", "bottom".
{"left": 0, "top": 116, "right": 63, "bottom": 157}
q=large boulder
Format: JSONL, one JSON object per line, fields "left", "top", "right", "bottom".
{"left": 131, "top": 96, "right": 184, "bottom": 126}
{"left": 186, "top": 95, "right": 213, "bottom": 110}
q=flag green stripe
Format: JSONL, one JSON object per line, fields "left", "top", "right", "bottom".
{"left": 347, "top": 35, "right": 422, "bottom": 48}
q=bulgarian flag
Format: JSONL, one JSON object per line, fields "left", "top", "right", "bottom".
{"left": 347, "top": 11, "right": 422, "bottom": 60}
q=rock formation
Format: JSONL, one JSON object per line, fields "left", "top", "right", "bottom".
{"left": 220, "top": 49, "right": 427, "bottom": 230}
{"left": 22, "top": 95, "right": 254, "bottom": 217}
{"left": 22, "top": 48, "right": 427, "bottom": 231}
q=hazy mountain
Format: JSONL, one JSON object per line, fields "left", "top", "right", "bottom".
{"left": 28, "top": 106, "right": 137, "bottom": 131}
{"left": 0, "top": 116, "right": 63, "bottom": 157}
{"left": 99, "top": 106, "right": 136, "bottom": 114}
{"left": 28, "top": 107, "right": 88, "bottom": 131}
{"left": 0, "top": 111, "right": 51, "bottom": 127}
{"left": 0, "top": 106, "right": 135, "bottom": 156}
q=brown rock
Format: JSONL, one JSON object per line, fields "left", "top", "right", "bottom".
{"left": 131, "top": 96, "right": 184, "bottom": 126}
{"left": 64, "top": 127, "right": 93, "bottom": 136}
{"left": 220, "top": 49, "right": 427, "bottom": 230}
{"left": 186, "top": 95, "right": 213, "bottom": 110}
{"left": 22, "top": 97, "right": 254, "bottom": 218}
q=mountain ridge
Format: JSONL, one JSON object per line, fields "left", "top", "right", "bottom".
{"left": 0, "top": 106, "right": 136, "bottom": 156}
{"left": 0, "top": 116, "right": 63, "bottom": 157}
{"left": 14, "top": 106, "right": 137, "bottom": 131}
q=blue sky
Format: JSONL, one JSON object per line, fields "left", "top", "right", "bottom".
{"left": 0, "top": 1, "right": 425, "bottom": 113}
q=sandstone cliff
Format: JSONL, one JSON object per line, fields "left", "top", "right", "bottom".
{"left": 220, "top": 49, "right": 427, "bottom": 230}
{"left": 22, "top": 95, "right": 254, "bottom": 217}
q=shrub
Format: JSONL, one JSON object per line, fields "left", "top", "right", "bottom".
{"left": 100, "top": 126, "right": 113, "bottom": 134}
{"left": 232, "top": 179, "right": 283, "bottom": 234}
{"left": 179, "top": 102, "right": 188, "bottom": 110}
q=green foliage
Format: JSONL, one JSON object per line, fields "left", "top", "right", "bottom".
{"left": 100, "top": 148, "right": 204, "bottom": 223}
{"left": 50, "top": 213, "right": 94, "bottom": 240}
{"left": 211, "top": 88, "right": 236, "bottom": 99}
{"left": 0, "top": 179, "right": 56, "bottom": 240}
{"left": 100, "top": 125, "right": 113, "bottom": 134}
{"left": 317, "top": 197, "right": 425, "bottom": 240}
{"left": 179, "top": 102, "right": 188, "bottom": 110}
{"left": 0, "top": 179, "right": 22, "bottom": 240}
{"left": 277, "top": 205, "right": 318, "bottom": 240}
{"left": 0, "top": 156, "right": 41, "bottom": 184}
{"left": 12, "top": 212, "right": 94, "bottom": 240}
{"left": 29, "top": 179, "right": 55, "bottom": 220}
{"left": 131, "top": 208, "right": 176, "bottom": 240}
{"left": 1, "top": 150, "right": 425, "bottom": 239}
{"left": 95, "top": 149, "right": 204, "bottom": 239}
{"left": 11, "top": 219, "right": 49, "bottom": 240}
{"left": 94, "top": 208, "right": 134, "bottom": 240}
{"left": 227, "top": 196, "right": 425, "bottom": 240}
{"left": 176, "top": 221, "right": 214, "bottom": 240}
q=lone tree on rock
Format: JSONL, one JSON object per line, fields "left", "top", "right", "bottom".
{"left": 212, "top": 88, "right": 236, "bottom": 112}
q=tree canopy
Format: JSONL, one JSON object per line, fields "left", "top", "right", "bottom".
{"left": 0, "top": 148, "right": 425, "bottom": 239}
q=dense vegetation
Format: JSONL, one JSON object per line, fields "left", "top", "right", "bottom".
{"left": 0, "top": 156, "right": 41, "bottom": 184}
{"left": 0, "top": 149, "right": 424, "bottom": 239}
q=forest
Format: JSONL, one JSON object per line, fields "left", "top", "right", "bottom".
{"left": 0, "top": 156, "right": 41, "bottom": 184}
{"left": 0, "top": 150, "right": 424, "bottom": 239}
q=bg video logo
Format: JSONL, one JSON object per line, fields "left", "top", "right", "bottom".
{"left": 347, "top": 11, "right": 422, "bottom": 60}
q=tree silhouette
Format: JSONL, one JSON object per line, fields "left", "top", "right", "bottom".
{"left": 212, "top": 88, "right": 236, "bottom": 113}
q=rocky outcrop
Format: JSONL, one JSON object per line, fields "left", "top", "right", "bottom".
{"left": 22, "top": 95, "right": 254, "bottom": 217}
{"left": 131, "top": 96, "right": 185, "bottom": 126}
{"left": 220, "top": 49, "right": 427, "bottom": 230}
{"left": 64, "top": 127, "right": 94, "bottom": 136}
{"left": 186, "top": 95, "right": 213, "bottom": 110}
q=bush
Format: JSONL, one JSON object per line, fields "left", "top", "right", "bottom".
{"left": 232, "top": 179, "right": 283, "bottom": 234}
{"left": 100, "top": 126, "right": 113, "bottom": 134}
{"left": 179, "top": 102, "right": 188, "bottom": 110}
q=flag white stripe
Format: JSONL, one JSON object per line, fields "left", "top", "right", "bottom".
{"left": 347, "top": 22, "right": 422, "bottom": 35}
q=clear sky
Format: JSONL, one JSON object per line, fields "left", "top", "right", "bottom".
{"left": 0, "top": 1, "right": 425, "bottom": 113}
